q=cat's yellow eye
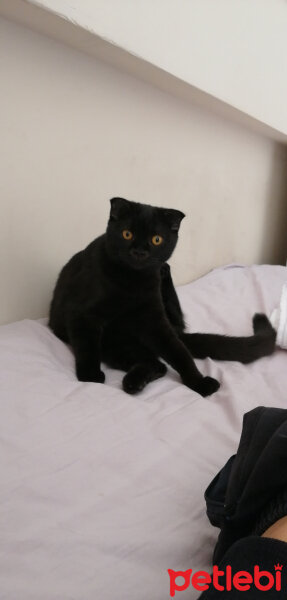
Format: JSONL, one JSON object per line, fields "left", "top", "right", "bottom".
{"left": 122, "top": 230, "right": 133, "bottom": 240}
{"left": 152, "top": 235, "right": 163, "bottom": 246}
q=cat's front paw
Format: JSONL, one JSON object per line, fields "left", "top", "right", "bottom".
{"left": 184, "top": 376, "right": 220, "bottom": 397}
{"left": 195, "top": 376, "right": 220, "bottom": 397}
{"left": 76, "top": 363, "right": 105, "bottom": 384}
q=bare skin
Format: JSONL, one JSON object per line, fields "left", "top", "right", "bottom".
{"left": 262, "top": 516, "right": 287, "bottom": 542}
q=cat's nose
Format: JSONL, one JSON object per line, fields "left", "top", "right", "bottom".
{"left": 130, "top": 248, "right": 149, "bottom": 261}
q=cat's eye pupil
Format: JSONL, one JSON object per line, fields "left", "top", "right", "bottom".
{"left": 152, "top": 234, "right": 163, "bottom": 246}
{"left": 122, "top": 230, "right": 133, "bottom": 240}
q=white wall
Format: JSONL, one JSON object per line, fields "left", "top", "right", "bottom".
{"left": 23, "top": 0, "right": 287, "bottom": 136}
{"left": 0, "top": 17, "right": 286, "bottom": 325}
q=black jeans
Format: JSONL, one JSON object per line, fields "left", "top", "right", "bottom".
{"left": 200, "top": 536, "right": 287, "bottom": 598}
{"left": 200, "top": 406, "right": 287, "bottom": 598}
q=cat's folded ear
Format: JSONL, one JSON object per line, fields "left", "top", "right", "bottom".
{"left": 109, "top": 197, "right": 131, "bottom": 221}
{"left": 163, "top": 209, "right": 185, "bottom": 232}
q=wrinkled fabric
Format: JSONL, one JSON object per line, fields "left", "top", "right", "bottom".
{"left": 1, "top": 264, "right": 287, "bottom": 600}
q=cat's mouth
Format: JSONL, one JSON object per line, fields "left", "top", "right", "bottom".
{"left": 127, "top": 257, "right": 152, "bottom": 270}
{"left": 129, "top": 258, "right": 150, "bottom": 270}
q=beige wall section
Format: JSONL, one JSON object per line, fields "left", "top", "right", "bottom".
{"left": 0, "top": 17, "right": 287, "bottom": 325}
{"left": 10, "top": 0, "right": 287, "bottom": 136}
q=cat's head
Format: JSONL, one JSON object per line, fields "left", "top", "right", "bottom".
{"left": 105, "top": 197, "right": 185, "bottom": 270}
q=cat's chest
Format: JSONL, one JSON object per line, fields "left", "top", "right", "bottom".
{"left": 99, "top": 274, "right": 160, "bottom": 316}
{"left": 109, "top": 278, "right": 157, "bottom": 305}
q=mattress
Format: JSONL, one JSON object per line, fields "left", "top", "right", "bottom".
{"left": 1, "top": 264, "right": 287, "bottom": 600}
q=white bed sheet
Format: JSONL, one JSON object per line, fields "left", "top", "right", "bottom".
{"left": 1, "top": 264, "right": 287, "bottom": 600}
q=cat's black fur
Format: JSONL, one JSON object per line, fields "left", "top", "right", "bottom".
{"left": 49, "top": 197, "right": 276, "bottom": 397}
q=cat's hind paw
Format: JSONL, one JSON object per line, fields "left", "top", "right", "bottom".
{"left": 123, "top": 361, "right": 167, "bottom": 395}
{"left": 122, "top": 374, "right": 146, "bottom": 395}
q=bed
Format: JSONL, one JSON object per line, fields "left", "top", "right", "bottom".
{"left": 1, "top": 263, "right": 287, "bottom": 600}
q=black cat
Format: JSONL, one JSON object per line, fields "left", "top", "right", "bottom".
{"left": 49, "top": 197, "right": 276, "bottom": 397}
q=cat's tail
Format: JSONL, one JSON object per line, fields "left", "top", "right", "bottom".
{"left": 181, "top": 313, "right": 276, "bottom": 364}
{"left": 252, "top": 313, "right": 274, "bottom": 336}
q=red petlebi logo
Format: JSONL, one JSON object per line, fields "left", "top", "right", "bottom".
{"left": 168, "top": 564, "right": 283, "bottom": 596}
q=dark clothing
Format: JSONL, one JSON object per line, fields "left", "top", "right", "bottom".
{"left": 205, "top": 406, "right": 287, "bottom": 564}
{"left": 200, "top": 536, "right": 287, "bottom": 599}
{"left": 200, "top": 406, "right": 287, "bottom": 598}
